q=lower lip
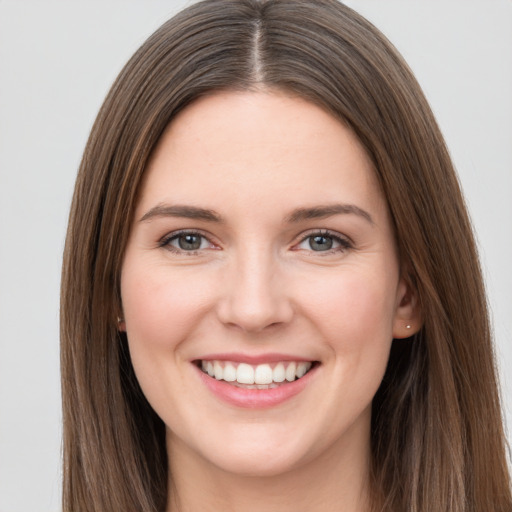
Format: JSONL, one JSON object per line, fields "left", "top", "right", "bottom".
{"left": 195, "top": 364, "right": 318, "bottom": 409}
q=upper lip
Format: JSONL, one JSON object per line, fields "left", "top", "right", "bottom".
{"left": 194, "top": 353, "right": 317, "bottom": 365}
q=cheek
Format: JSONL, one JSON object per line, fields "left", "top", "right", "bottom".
{"left": 121, "top": 265, "right": 211, "bottom": 347}
{"left": 300, "top": 271, "right": 398, "bottom": 419}
{"left": 298, "top": 268, "right": 398, "bottom": 347}
{"left": 295, "top": 266, "right": 398, "bottom": 406}
{"left": 120, "top": 265, "right": 213, "bottom": 411}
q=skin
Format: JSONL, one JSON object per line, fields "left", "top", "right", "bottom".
{"left": 120, "top": 91, "right": 419, "bottom": 512}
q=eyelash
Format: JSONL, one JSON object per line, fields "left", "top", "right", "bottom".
{"left": 158, "top": 229, "right": 353, "bottom": 256}
{"left": 294, "top": 229, "right": 353, "bottom": 255}
{"left": 158, "top": 229, "right": 216, "bottom": 255}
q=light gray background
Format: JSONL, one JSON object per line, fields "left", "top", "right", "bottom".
{"left": 0, "top": 1, "right": 511, "bottom": 511}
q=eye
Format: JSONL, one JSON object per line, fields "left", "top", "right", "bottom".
{"left": 160, "top": 231, "right": 214, "bottom": 253}
{"left": 295, "top": 231, "right": 352, "bottom": 253}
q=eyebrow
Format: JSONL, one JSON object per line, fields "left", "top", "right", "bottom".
{"left": 285, "top": 204, "right": 374, "bottom": 224}
{"left": 139, "top": 204, "right": 223, "bottom": 223}
{"left": 139, "top": 202, "right": 374, "bottom": 225}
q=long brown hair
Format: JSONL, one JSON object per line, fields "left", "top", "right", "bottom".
{"left": 61, "top": 1, "right": 511, "bottom": 510}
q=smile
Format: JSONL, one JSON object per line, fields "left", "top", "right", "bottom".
{"left": 200, "top": 360, "right": 314, "bottom": 388}
{"left": 194, "top": 358, "right": 319, "bottom": 408}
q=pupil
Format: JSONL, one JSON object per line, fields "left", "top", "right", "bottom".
{"left": 179, "top": 234, "right": 201, "bottom": 250}
{"left": 310, "top": 235, "right": 333, "bottom": 251}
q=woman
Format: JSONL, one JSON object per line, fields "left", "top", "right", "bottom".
{"left": 60, "top": 1, "right": 512, "bottom": 511}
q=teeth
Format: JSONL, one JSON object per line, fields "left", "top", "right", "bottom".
{"left": 237, "top": 363, "right": 255, "bottom": 384}
{"left": 233, "top": 382, "right": 280, "bottom": 389}
{"left": 285, "top": 362, "right": 296, "bottom": 382}
{"left": 200, "top": 360, "right": 313, "bottom": 385}
{"left": 273, "top": 363, "right": 285, "bottom": 383}
{"left": 214, "top": 361, "right": 223, "bottom": 380}
{"left": 223, "top": 363, "right": 237, "bottom": 382}
{"left": 254, "top": 364, "right": 273, "bottom": 384}
{"left": 296, "top": 362, "right": 308, "bottom": 378}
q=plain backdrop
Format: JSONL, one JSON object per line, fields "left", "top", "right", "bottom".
{"left": 0, "top": 1, "right": 511, "bottom": 511}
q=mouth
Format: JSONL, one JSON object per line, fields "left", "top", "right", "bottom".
{"left": 195, "top": 359, "right": 318, "bottom": 389}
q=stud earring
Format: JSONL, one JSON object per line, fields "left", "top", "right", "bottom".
{"left": 406, "top": 324, "right": 411, "bottom": 329}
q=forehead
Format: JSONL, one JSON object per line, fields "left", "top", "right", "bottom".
{"left": 137, "top": 90, "right": 385, "bottom": 220}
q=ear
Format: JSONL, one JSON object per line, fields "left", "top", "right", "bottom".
{"left": 392, "top": 275, "right": 422, "bottom": 339}
{"left": 117, "top": 316, "right": 126, "bottom": 332}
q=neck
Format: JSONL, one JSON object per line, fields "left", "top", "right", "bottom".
{"left": 165, "top": 421, "right": 373, "bottom": 512}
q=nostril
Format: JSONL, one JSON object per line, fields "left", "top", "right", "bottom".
{"left": 215, "top": 276, "right": 294, "bottom": 332}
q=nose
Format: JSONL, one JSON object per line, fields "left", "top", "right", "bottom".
{"left": 216, "top": 248, "right": 294, "bottom": 333}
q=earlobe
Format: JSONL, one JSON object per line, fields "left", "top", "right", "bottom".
{"left": 392, "top": 277, "right": 422, "bottom": 339}
{"left": 117, "top": 316, "right": 126, "bottom": 332}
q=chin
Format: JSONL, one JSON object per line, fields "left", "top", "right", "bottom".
{"left": 168, "top": 422, "right": 314, "bottom": 479}
{"left": 208, "top": 444, "right": 306, "bottom": 478}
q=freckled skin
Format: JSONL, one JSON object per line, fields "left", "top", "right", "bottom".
{"left": 120, "top": 91, "right": 417, "bottom": 510}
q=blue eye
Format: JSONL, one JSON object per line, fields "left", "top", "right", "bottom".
{"left": 161, "top": 231, "right": 211, "bottom": 252}
{"left": 175, "top": 233, "right": 203, "bottom": 250}
{"left": 309, "top": 235, "right": 334, "bottom": 251}
{"left": 296, "top": 231, "right": 351, "bottom": 253}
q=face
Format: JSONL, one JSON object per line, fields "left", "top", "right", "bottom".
{"left": 120, "top": 91, "right": 416, "bottom": 478}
